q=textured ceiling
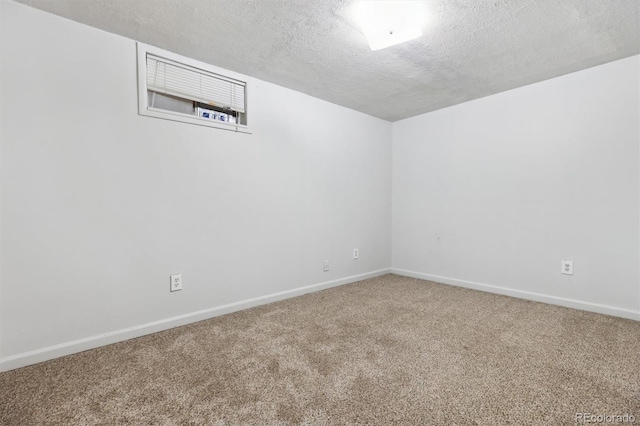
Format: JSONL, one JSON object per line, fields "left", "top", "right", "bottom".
{"left": 14, "top": 0, "right": 640, "bottom": 121}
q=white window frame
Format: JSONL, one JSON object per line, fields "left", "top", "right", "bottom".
{"left": 137, "top": 42, "right": 250, "bottom": 134}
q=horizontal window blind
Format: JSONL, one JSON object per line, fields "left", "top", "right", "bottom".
{"left": 147, "top": 54, "right": 246, "bottom": 113}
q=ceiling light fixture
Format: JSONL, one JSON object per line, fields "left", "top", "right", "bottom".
{"left": 355, "top": 1, "right": 427, "bottom": 51}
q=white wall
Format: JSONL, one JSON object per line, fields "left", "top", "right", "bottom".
{"left": 392, "top": 55, "right": 640, "bottom": 317}
{"left": 0, "top": 0, "right": 392, "bottom": 368}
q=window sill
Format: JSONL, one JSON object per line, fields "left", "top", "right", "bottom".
{"left": 140, "top": 107, "right": 251, "bottom": 134}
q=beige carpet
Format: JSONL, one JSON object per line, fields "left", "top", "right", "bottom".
{"left": 1, "top": 274, "right": 639, "bottom": 425}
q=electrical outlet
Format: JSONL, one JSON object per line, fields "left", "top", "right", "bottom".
{"left": 561, "top": 260, "right": 573, "bottom": 276}
{"left": 353, "top": 248, "right": 359, "bottom": 259}
{"left": 323, "top": 260, "right": 330, "bottom": 272}
{"left": 170, "top": 274, "right": 183, "bottom": 292}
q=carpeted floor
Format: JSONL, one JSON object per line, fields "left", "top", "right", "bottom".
{"left": 1, "top": 274, "right": 639, "bottom": 425}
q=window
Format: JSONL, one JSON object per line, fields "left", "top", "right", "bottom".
{"left": 137, "top": 43, "right": 249, "bottom": 133}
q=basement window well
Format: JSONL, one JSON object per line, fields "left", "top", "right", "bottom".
{"left": 137, "top": 43, "right": 249, "bottom": 133}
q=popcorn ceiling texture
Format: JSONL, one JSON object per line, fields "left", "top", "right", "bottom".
{"left": 13, "top": 0, "right": 640, "bottom": 121}
{"left": 1, "top": 274, "right": 639, "bottom": 424}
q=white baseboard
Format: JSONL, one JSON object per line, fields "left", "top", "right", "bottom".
{"left": 0, "top": 268, "right": 391, "bottom": 372}
{"left": 391, "top": 268, "right": 640, "bottom": 322}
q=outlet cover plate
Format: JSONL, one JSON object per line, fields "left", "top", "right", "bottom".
{"left": 170, "top": 274, "right": 183, "bottom": 291}
{"left": 561, "top": 260, "right": 573, "bottom": 275}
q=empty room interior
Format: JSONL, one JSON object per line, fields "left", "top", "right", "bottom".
{"left": 1, "top": 0, "right": 639, "bottom": 424}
